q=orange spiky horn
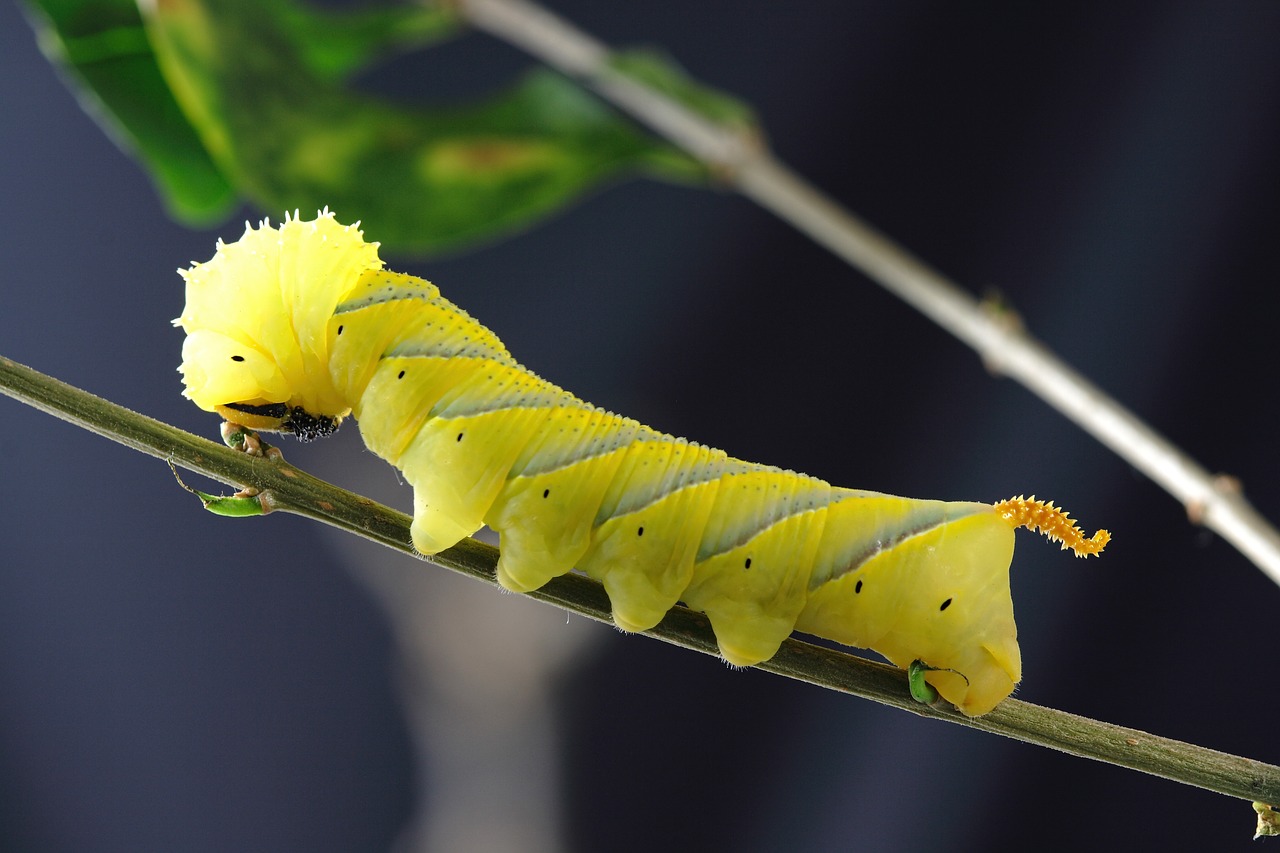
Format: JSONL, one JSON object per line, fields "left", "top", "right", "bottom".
{"left": 994, "top": 495, "right": 1110, "bottom": 557}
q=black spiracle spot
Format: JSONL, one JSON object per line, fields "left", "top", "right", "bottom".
{"left": 337, "top": 325, "right": 344, "bottom": 335}
{"left": 398, "top": 370, "right": 405, "bottom": 379}
{"left": 940, "top": 598, "right": 953, "bottom": 612}
{"left": 855, "top": 579, "right": 863, "bottom": 594}
{"left": 744, "top": 557, "right": 752, "bottom": 569}
{"left": 542, "top": 489, "right": 550, "bottom": 498}
{"left": 456, "top": 433, "right": 464, "bottom": 442}
{"left": 230, "top": 355, "right": 245, "bottom": 362}
{"left": 637, "top": 526, "right": 644, "bottom": 537}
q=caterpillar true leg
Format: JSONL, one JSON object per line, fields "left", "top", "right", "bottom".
{"left": 175, "top": 211, "right": 1108, "bottom": 717}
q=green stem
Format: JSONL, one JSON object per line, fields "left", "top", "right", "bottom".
{"left": 2, "top": 353, "right": 1278, "bottom": 805}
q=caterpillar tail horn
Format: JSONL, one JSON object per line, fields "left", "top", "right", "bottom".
{"left": 994, "top": 495, "right": 1110, "bottom": 557}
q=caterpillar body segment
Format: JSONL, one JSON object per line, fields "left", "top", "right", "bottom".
{"left": 176, "top": 211, "right": 1108, "bottom": 717}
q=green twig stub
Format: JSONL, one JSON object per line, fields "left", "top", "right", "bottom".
{"left": 907, "top": 659, "right": 940, "bottom": 706}
{"left": 168, "top": 459, "right": 268, "bottom": 517}
{"left": 193, "top": 489, "right": 268, "bottom": 518}
{"left": 1254, "top": 802, "right": 1280, "bottom": 839}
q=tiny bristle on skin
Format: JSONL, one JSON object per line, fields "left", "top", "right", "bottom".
{"left": 994, "top": 495, "right": 1110, "bottom": 557}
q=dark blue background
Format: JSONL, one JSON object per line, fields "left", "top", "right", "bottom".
{"left": 4, "top": 1, "right": 1280, "bottom": 850}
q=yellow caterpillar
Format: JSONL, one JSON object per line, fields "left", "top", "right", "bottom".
{"left": 175, "top": 211, "right": 1108, "bottom": 716}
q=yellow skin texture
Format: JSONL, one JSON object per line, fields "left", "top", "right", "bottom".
{"left": 176, "top": 212, "right": 1026, "bottom": 716}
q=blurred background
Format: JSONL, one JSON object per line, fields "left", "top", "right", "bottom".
{"left": 3, "top": 1, "right": 1280, "bottom": 850}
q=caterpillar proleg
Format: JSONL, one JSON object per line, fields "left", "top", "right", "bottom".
{"left": 175, "top": 211, "right": 1108, "bottom": 716}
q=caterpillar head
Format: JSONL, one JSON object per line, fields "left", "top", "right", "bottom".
{"left": 174, "top": 210, "right": 383, "bottom": 440}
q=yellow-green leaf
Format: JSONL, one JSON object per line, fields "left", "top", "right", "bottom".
{"left": 138, "top": 0, "right": 703, "bottom": 253}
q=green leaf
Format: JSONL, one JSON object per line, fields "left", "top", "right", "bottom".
{"left": 243, "top": 0, "right": 462, "bottom": 83}
{"left": 137, "top": 0, "right": 703, "bottom": 253}
{"left": 21, "top": 0, "right": 235, "bottom": 223}
{"left": 609, "top": 47, "right": 757, "bottom": 132}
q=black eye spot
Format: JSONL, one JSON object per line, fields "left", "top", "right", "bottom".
{"left": 230, "top": 355, "right": 245, "bottom": 362}
{"left": 398, "top": 370, "right": 405, "bottom": 379}
{"left": 542, "top": 489, "right": 550, "bottom": 498}
{"left": 337, "top": 325, "right": 344, "bottom": 335}
{"left": 855, "top": 579, "right": 863, "bottom": 594}
{"left": 940, "top": 598, "right": 952, "bottom": 612}
{"left": 637, "top": 526, "right": 644, "bottom": 536}
{"left": 456, "top": 433, "right": 464, "bottom": 442}
{"left": 744, "top": 557, "right": 752, "bottom": 569}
